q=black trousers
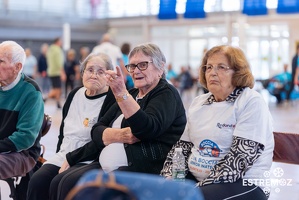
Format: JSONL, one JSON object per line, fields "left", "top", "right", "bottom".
{"left": 50, "top": 162, "right": 100, "bottom": 200}
{"left": 200, "top": 179, "right": 267, "bottom": 200}
{"left": 27, "top": 164, "right": 59, "bottom": 200}
{"left": 186, "top": 173, "right": 267, "bottom": 200}
{"left": 27, "top": 162, "right": 89, "bottom": 200}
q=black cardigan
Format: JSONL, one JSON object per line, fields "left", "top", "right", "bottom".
{"left": 66, "top": 79, "right": 186, "bottom": 174}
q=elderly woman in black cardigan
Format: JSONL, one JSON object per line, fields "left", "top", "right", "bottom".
{"left": 47, "top": 43, "right": 187, "bottom": 200}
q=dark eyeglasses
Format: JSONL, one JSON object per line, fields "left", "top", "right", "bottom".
{"left": 125, "top": 61, "right": 153, "bottom": 73}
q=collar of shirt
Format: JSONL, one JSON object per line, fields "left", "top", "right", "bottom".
{"left": 203, "top": 87, "right": 245, "bottom": 105}
{"left": 1, "top": 73, "right": 22, "bottom": 91}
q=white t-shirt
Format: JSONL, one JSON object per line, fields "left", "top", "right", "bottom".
{"left": 45, "top": 88, "right": 106, "bottom": 167}
{"left": 99, "top": 114, "right": 128, "bottom": 172}
{"left": 92, "top": 42, "right": 122, "bottom": 68}
{"left": 181, "top": 87, "right": 274, "bottom": 181}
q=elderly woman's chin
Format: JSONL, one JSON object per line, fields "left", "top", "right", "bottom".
{"left": 206, "top": 84, "right": 218, "bottom": 91}
{"left": 133, "top": 81, "right": 145, "bottom": 89}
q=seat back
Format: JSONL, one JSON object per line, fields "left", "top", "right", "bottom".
{"left": 41, "top": 114, "right": 52, "bottom": 137}
{"left": 68, "top": 170, "right": 205, "bottom": 200}
{"left": 273, "top": 131, "right": 299, "bottom": 165}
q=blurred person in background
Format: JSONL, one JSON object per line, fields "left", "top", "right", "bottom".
{"left": 92, "top": 33, "right": 127, "bottom": 83}
{"left": 45, "top": 37, "right": 66, "bottom": 109}
{"left": 64, "top": 49, "right": 80, "bottom": 98}
{"left": 79, "top": 46, "right": 90, "bottom": 63}
{"left": 121, "top": 42, "right": 134, "bottom": 89}
{"left": 267, "top": 63, "right": 292, "bottom": 105}
{"left": 23, "top": 48, "right": 37, "bottom": 79}
{"left": 292, "top": 44, "right": 299, "bottom": 96}
{"left": 37, "top": 43, "right": 50, "bottom": 97}
{"left": 92, "top": 33, "right": 123, "bottom": 68}
{"left": 166, "top": 63, "right": 178, "bottom": 87}
{"left": 76, "top": 46, "right": 91, "bottom": 87}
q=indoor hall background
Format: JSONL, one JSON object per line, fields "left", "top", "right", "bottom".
{"left": 1, "top": 0, "right": 299, "bottom": 199}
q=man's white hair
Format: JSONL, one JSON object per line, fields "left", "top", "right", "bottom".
{"left": 0, "top": 41, "right": 26, "bottom": 73}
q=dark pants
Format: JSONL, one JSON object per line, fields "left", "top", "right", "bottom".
{"left": 49, "top": 76, "right": 62, "bottom": 88}
{"left": 50, "top": 162, "right": 100, "bottom": 200}
{"left": 200, "top": 179, "right": 267, "bottom": 200}
{"left": 274, "top": 93, "right": 283, "bottom": 104}
{"left": 186, "top": 173, "right": 267, "bottom": 200}
{"left": 27, "top": 162, "right": 92, "bottom": 200}
{"left": 27, "top": 164, "right": 60, "bottom": 200}
{"left": 65, "top": 74, "right": 75, "bottom": 97}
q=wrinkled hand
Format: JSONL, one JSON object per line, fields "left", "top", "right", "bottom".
{"left": 103, "top": 127, "right": 140, "bottom": 145}
{"left": 105, "top": 66, "right": 127, "bottom": 96}
{"left": 59, "top": 160, "right": 70, "bottom": 174}
{"left": 121, "top": 127, "right": 140, "bottom": 144}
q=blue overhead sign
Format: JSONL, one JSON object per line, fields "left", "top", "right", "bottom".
{"left": 242, "top": 0, "right": 268, "bottom": 16}
{"left": 184, "top": 0, "right": 206, "bottom": 19}
{"left": 158, "top": 0, "right": 177, "bottom": 19}
{"left": 277, "top": 0, "right": 299, "bottom": 13}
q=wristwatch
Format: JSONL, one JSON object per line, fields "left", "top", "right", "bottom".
{"left": 116, "top": 93, "right": 130, "bottom": 102}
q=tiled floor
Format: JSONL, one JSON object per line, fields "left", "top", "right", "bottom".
{"left": 1, "top": 89, "right": 299, "bottom": 199}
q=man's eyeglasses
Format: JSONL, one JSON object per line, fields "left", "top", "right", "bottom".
{"left": 84, "top": 68, "right": 105, "bottom": 77}
{"left": 125, "top": 61, "right": 153, "bottom": 73}
{"left": 203, "top": 64, "right": 231, "bottom": 73}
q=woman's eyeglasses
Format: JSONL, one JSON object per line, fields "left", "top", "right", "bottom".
{"left": 125, "top": 61, "right": 153, "bottom": 73}
{"left": 84, "top": 68, "right": 105, "bottom": 77}
{"left": 203, "top": 64, "right": 231, "bottom": 73}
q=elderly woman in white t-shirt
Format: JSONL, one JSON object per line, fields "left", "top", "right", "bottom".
{"left": 27, "top": 52, "right": 116, "bottom": 200}
{"left": 161, "top": 45, "right": 274, "bottom": 200}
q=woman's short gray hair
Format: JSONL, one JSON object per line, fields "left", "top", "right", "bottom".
{"left": 129, "top": 43, "right": 166, "bottom": 79}
{"left": 80, "top": 52, "right": 114, "bottom": 74}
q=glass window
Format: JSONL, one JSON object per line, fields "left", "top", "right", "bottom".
{"left": 222, "top": 0, "right": 240, "bottom": 11}
{"left": 7, "top": 0, "right": 40, "bottom": 11}
{"left": 189, "top": 39, "right": 208, "bottom": 70}
{"left": 1, "top": 0, "right": 281, "bottom": 19}
{"left": 106, "top": 0, "right": 150, "bottom": 17}
{"left": 152, "top": 26, "right": 172, "bottom": 37}
{"left": 176, "top": 0, "right": 187, "bottom": 14}
{"left": 267, "top": 0, "right": 278, "bottom": 8}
